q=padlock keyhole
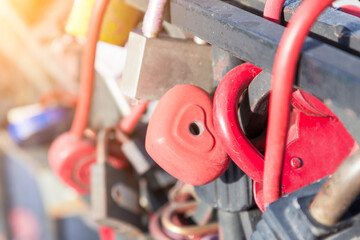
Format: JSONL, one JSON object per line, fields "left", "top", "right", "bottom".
{"left": 189, "top": 122, "right": 204, "bottom": 136}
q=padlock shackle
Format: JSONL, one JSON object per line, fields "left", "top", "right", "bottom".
{"left": 70, "top": 0, "right": 110, "bottom": 138}
{"left": 161, "top": 202, "right": 218, "bottom": 236}
{"left": 149, "top": 207, "right": 171, "bottom": 240}
{"left": 96, "top": 129, "right": 111, "bottom": 164}
{"left": 142, "top": 0, "right": 168, "bottom": 37}
{"left": 213, "top": 63, "right": 264, "bottom": 182}
{"left": 310, "top": 149, "right": 360, "bottom": 226}
{"left": 119, "top": 100, "right": 150, "bottom": 134}
{"left": 263, "top": 0, "right": 337, "bottom": 206}
{"left": 263, "top": 0, "right": 286, "bottom": 23}
{"left": 340, "top": 5, "right": 360, "bottom": 17}
{"left": 264, "top": 0, "right": 336, "bottom": 118}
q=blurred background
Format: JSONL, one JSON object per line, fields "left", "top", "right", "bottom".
{"left": 0, "top": 0, "right": 118, "bottom": 239}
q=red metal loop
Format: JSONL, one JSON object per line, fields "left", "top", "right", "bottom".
{"left": 263, "top": 0, "right": 338, "bottom": 206}
{"left": 213, "top": 63, "right": 263, "bottom": 182}
{"left": 70, "top": 0, "right": 110, "bottom": 138}
{"left": 340, "top": 5, "right": 360, "bottom": 17}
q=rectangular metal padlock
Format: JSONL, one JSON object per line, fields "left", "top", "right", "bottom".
{"left": 121, "top": 31, "right": 214, "bottom": 100}
{"left": 91, "top": 130, "right": 146, "bottom": 239}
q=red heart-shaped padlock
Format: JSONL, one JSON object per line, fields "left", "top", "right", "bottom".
{"left": 146, "top": 85, "right": 230, "bottom": 185}
{"left": 214, "top": 63, "right": 357, "bottom": 210}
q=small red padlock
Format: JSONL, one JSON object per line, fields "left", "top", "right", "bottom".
{"left": 49, "top": 132, "right": 128, "bottom": 194}
{"left": 48, "top": 0, "right": 136, "bottom": 194}
{"left": 214, "top": 63, "right": 357, "bottom": 210}
{"left": 146, "top": 85, "right": 230, "bottom": 185}
{"left": 49, "top": 133, "right": 95, "bottom": 194}
{"left": 48, "top": 0, "right": 108, "bottom": 194}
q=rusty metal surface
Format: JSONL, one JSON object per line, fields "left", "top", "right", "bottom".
{"left": 309, "top": 150, "right": 360, "bottom": 226}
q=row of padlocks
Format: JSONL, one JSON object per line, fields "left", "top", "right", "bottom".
{"left": 16, "top": 0, "right": 360, "bottom": 239}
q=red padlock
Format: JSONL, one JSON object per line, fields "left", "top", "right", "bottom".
{"left": 49, "top": 132, "right": 128, "bottom": 194}
{"left": 214, "top": 63, "right": 357, "bottom": 210}
{"left": 49, "top": 133, "right": 96, "bottom": 194}
{"left": 262, "top": 0, "right": 360, "bottom": 207}
{"left": 48, "top": 0, "right": 131, "bottom": 194}
{"left": 146, "top": 85, "right": 230, "bottom": 185}
{"left": 48, "top": 0, "right": 109, "bottom": 194}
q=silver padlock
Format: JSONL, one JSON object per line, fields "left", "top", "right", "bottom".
{"left": 121, "top": 31, "right": 214, "bottom": 100}
{"left": 91, "top": 129, "right": 145, "bottom": 239}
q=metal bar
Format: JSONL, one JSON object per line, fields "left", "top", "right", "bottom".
{"left": 283, "top": 0, "right": 360, "bottom": 55}
{"left": 235, "top": 0, "right": 360, "bottom": 55}
{"left": 128, "top": 0, "right": 360, "bottom": 54}
{"left": 309, "top": 150, "right": 360, "bottom": 226}
{"left": 170, "top": 0, "right": 360, "bottom": 143}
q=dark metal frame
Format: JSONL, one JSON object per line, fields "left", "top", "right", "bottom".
{"left": 127, "top": 0, "right": 360, "bottom": 142}
{"left": 170, "top": 0, "right": 360, "bottom": 142}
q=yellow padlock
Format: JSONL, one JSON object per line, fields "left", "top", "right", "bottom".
{"left": 66, "top": 0, "right": 141, "bottom": 46}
